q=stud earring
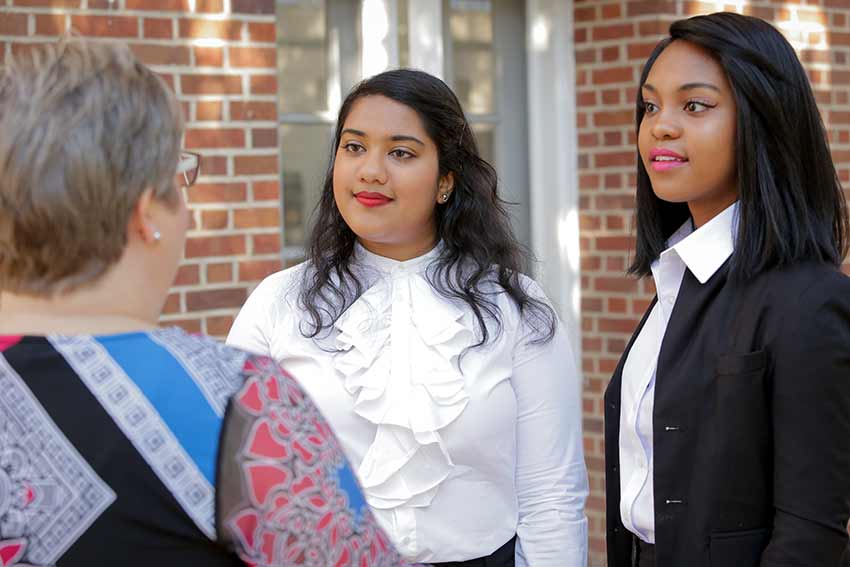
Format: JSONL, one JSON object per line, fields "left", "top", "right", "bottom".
{"left": 152, "top": 230, "right": 162, "bottom": 242}
{"left": 439, "top": 193, "right": 450, "bottom": 203}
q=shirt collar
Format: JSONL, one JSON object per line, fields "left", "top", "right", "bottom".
{"left": 353, "top": 240, "right": 442, "bottom": 275}
{"left": 663, "top": 201, "right": 739, "bottom": 284}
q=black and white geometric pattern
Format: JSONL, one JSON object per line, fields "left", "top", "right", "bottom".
{"left": 0, "top": 356, "right": 115, "bottom": 565}
{"left": 50, "top": 336, "right": 216, "bottom": 540}
{"left": 149, "top": 328, "right": 248, "bottom": 417}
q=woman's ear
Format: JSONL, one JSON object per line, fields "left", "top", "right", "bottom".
{"left": 436, "top": 172, "right": 455, "bottom": 204}
{"left": 129, "top": 188, "right": 161, "bottom": 245}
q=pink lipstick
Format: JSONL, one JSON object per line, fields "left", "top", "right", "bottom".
{"left": 648, "top": 148, "right": 688, "bottom": 172}
{"left": 354, "top": 191, "right": 393, "bottom": 207}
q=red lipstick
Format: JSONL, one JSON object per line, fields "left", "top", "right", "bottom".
{"left": 648, "top": 148, "right": 688, "bottom": 172}
{"left": 354, "top": 191, "right": 393, "bottom": 207}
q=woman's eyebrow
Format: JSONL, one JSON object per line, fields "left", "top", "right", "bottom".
{"left": 341, "top": 129, "right": 425, "bottom": 147}
{"left": 642, "top": 82, "right": 721, "bottom": 93}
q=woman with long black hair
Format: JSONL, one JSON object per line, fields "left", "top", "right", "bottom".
{"left": 604, "top": 12, "right": 850, "bottom": 567}
{"left": 228, "top": 69, "right": 588, "bottom": 566}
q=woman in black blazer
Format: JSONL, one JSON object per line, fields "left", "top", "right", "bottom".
{"left": 604, "top": 12, "right": 850, "bottom": 567}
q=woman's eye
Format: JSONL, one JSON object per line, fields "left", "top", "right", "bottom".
{"left": 343, "top": 142, "right": 364, "bottom": 153}
{"left": 389, "top": 149, "right": 413, "bottom": 159}
{"left": 685, "top": 101, "right": 711, "bottom": 112}
{"left": 644, "top": 101, "right": 658, "bottom": 113}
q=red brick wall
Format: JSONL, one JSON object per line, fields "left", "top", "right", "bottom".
{"left": 576, "top": 1, "right": 850, "bottom": 564}
{"left": 0, "top": 0, "right": 281, "bottom": 339}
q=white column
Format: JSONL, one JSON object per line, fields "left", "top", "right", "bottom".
{"left": 408, "top": 0, "right": 444, "bottom": 79}
{"left": 361, "top": 0, "right": 399, "bottom": 78}
{"left": 526, "top": 0, "right": 581, "bottom": 361}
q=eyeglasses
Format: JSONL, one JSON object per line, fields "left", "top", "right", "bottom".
{"left": 176, "top": 151, "right": 201, "bottom": 188}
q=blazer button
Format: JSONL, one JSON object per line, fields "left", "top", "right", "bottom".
{"left": 665, "top": 499, "right": 684, "bottom": 505}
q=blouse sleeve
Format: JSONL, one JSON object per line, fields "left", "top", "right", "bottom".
{"left": 216, "top": 354, "right": 407, "bottom": 567}
{"left": 226, "top": 272, "right": 284, "bottom": 357}
{"left": 512, "top": 289, "right": 589, "bottom": 567}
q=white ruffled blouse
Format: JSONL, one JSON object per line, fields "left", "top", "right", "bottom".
{"left": 226, "top": 244, "right": 588, "bottom": 566}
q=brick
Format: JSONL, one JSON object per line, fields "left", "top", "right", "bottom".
{"left": 639, "top": 20, "right": 673, "bottom": 36}
{"left": 592, "top": 66, "right": 634, "bottom": 85}
{"left": 179, "top": 18, "right": 242, "bottom": 40}
{"left": 173, "top": 264, "right": 200, "bottom": 286}
{"left": 206, "top": 315, "right": 234, "bottom": 337}
{"left": 253, "top": 234, "right": 280, "bottom": 254}
{"left": 143, "top": 18, "right": 173, "bottom": 39}
{"left": 594, "top": 277, "right": 638, "bottom": 293}
{"left": 130, "top": 44, "right": 191, "bottom": 66}
{"left": 592, "top": 24, "right": 634, "bottom": 42}
{"left": 196, "top": 101, "right": 224, "bottom": 121}
{"left": 162, "top": 292, "right": 181, "bottom": 314}
{"left": 599, "top": 317, "right": 640, "bottom": 334}
{"left": 252, "top": 128, "right": 278, "bottom": 148}
{"left": 185, "top": 128, "right": 246, "bottom": 149}
{"left": 10, "top": 42, "right": 49, "bottom": 57}
{"left": 575, "top": 6, "right": 596, "bottom": 22}
{"left": 627, "top": 1, "right": 676, "bottom": 17}
{"left": 250, "top": 74, "right": 277, "bottom": 95}
{"left": 594, "top": 110, "right": 632, "bottom": 127}
{"left": 187, "top": 183, "right": 247, "bottom": 203}
{"left": 35, "top": 14, "right": 66, "bottom": 36}
{"left": 231, "top": 101, "right": 277, "bottom": 121}
{"left": 201, "top": 210, "right": 229, "bottom": 229}
{"left": 603, "top": 132, "right": 624, "bottom": 147}
{"left": 71, "top": 15, "right": 139, "bottom": 38}
{"left": 199, "top": 155, "right": 228, "bottom": 176}
{"left": 127, "top": 0, "right": 189, "bottom": 10}
{"left": 596, "top": 151, "right": 635, "bottom": 168}
{"left": 252, "top": 180, "right": 279, "bottom": 200}
{"left": 629, "top": 41, "right": 659, "bottom": 60}
{"left": 601, "top": 4, "right": 621, "bottom": 19}
{"left": 232, "top": 0, "right": 274, "bottom": 14}
{"left": 596, "top": 236, "right": 633, "bottom": 251}
{"left": 601, "top": 46, "right": 620, "bottom": 63}
{"left": 186, "top": 288, "right": 247, "bottom": 311}
{"left": 207, "top": 262, "right": 233, "bottom": 283}
{"left": 235, "top": 155, "right": 278, "bottom": 175}
{"left": 0, "top": 14, "right": 28, "bottom": 36}
{"left": 230, "top": 46, "right": 276, "bottom": 68}
{"left": 239, "top": 259, "right": 281, "bottom": 281}
{"left": 185, "top": 235, "right": 246, "bottom": 258}
{"left": 248, "top": 22, "right": 276, "bottom": 43}
{"left": 194, "top": 46, "right": 223, "bottom": 67}
{"left": 14, "top": 0, "right": 79, "bottom": 6}
{"left": 234, "top": 207, "right": 280, "bottom": 228}
{"left": 180, "top": 74, "right": 243, "bottom": 95}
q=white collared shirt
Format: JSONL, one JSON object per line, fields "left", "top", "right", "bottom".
{"left": 619, "top": 202, "right": 739, "bottom": 543}
{"left": 227, "top": 243, "right": 588, "bottom": 565}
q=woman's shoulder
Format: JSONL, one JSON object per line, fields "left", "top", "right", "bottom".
{"left": 755, "top": 261, "right": 850, "bottom": 311}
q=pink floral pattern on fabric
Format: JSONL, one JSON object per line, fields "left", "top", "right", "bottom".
{"left": 227, "top": 356, "right": 406, "bottom": 567}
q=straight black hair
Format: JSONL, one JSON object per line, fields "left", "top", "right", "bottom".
{"left": 629, "top": 12, "right": 848, "bottom": 279}
{"left": 299, "top": 69, "right": 556, "bottom": 347}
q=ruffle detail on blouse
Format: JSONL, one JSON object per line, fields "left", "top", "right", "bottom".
{"left": 333, "top": 272, "right": 473, "bottom": 512}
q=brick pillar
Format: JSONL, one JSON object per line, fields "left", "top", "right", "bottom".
{"left": 575, "top": 1, "right": 850, "bottom": 565}
{"left": 0, "top": 0, "right": 281, "bottom": 339}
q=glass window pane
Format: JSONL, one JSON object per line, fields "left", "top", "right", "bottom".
{"left": 470, "top": 122, "right": 495, "bottom": 168}
{"left": 449, "top": 0, "right": 494, "bottom": 114}
{"left": 277, "top": 1, "right": 329, "bottom": 113}
{"left": 280, "top": 124, "right": 334, "bottom": 246}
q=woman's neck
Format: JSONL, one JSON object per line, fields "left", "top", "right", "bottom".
{"left": 0, "top": 289, "right": 157, "bottom": 336}
{"left": 357, "top": 236, "right": 439, "bottom": 262}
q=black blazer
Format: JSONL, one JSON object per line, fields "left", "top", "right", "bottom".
{"left": 604, "top": 261, "right": 850, "bottom": 567}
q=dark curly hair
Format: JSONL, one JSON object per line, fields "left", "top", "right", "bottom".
{"left": 298, "top": 68, "right": 556, "bottom": 348}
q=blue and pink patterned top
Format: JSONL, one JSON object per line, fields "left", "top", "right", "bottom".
{"left": 0, "top": 327, "right": 404, "bottom": 567}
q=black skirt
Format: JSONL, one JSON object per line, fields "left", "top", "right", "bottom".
{"left": 430, "top": 535, "right": 516, "bottom": 567}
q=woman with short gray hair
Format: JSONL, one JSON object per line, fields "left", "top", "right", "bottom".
{"left": 0, "top": 37, "right": 403, "bottom": 567}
